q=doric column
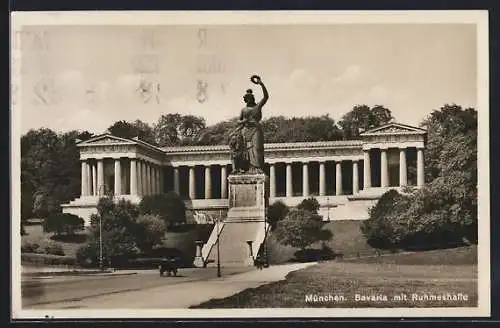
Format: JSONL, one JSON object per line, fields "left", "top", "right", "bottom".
{"left": 302, "top": 162, "right": 309, "bottom": 197}
{"left": 146, "top": 163, "right": 151, "bottom": 195}
{"left": 335, "top": 161, "right": 342, "bottom": 195}
{"left": 114, "top": 159, "right": 122, "bottom": 195}
{"left": 319, "top": 161, "right": 326, "bottom": 196}
{"left": 159, "top": 167, "right": 164, "bottom": 194}
{"left": 81, "top": 160, "right": 88, "bottom": 196}
{"left": 145, "top": 162, "right": 150, "bottom": 195}
{"left": 189, "top": 166, "right": 196, "bottom": 199}
{"left": 204, "top": 165, "right": 212, "bottom": 199}
{"left": 286, "top": 163, "right": 293, "bottom": 197}
{"left": 417, "top": 148, "right": 425, "bottom": 187}
{"left": 86, "top": 162, "right": 92, "bottom": 195}
{"left": 151, "top": 166, "right": 156, "bottom": 195}
{"left": 381, "top": 149, "right": 389, "bottom": 188}
{"left": 155, "top": 166, "right": 160, "bottom": 194}
{"left": 269, "top": 164, "right": 276, "bottom": 198}
{"left": 352, "top": 160, "right": 359, "bottom": 194}
{"left": 173, "top": 167, "right": 180, "bottom": 194}
{"left": 220, "top": 165, "right": 227, "bottom": 199}
{"left": 399, "top": 148, "right": 408, "bottom": 187}
{"left": 142, "top": 161, "right": 148, "bottom": 196}
{"left": 97, "top": 159, "right": 104, "bottom": 196}
{"left": 130, "top": 159, "right": 138, "bottom": 195}
{"left": 92, "top": 164, "right": 97, "bottom": 196}
{"left": 363, "top": 150, "right": 371, "bottom": 189}
{"left": 136, "top": 160, "right": 143, "bottom": 196}
{"left": 149, "top": 164, "right": 154, "bottom": 195}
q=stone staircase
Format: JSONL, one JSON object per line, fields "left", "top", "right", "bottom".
{"left": 204, "top": 220, "right": 268, "bottom": 266}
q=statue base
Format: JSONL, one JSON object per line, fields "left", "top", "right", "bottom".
{"left": 227, "top": 173, "right": 268, "bottom": 222}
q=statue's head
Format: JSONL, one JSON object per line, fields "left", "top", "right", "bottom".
{"left": 243, "top": 89, "right": 256, "bottom": 106}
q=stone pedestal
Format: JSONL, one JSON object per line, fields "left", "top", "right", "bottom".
{"left": 227, "top": 173, "right": 268, "bottom": 222}
{"left": 193, "top": 240, "right": 205, "bottom": 267}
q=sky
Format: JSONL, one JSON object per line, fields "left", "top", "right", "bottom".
{"left": 13, "top": 23, "right": 477, "bottom": 135}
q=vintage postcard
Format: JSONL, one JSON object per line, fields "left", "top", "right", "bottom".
{"left": 11, "top": 10, "right": 490, "bottom": 319}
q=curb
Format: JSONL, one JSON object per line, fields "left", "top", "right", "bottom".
{"left": 23, "top": 271, "right": 138, "bottom": 278}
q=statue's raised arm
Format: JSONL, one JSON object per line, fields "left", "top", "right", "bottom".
{"left": 250, "top": 75, "right": 269, "bottom": 108}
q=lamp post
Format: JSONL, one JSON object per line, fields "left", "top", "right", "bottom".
{"left": 99, "top": 214, "right": 103, "bottom": 271}
{"left": 216, "top": 210, "right": 222, "bottom": 277}
{"left": 264, "top": 206, "right": 268, "bottom": 267}
{"left": 327, "top": 196, "right": 331, "bottom": 222}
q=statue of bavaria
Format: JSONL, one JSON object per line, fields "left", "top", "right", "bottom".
{"left": 228, "top": 75, "right": 269, "bottom": 174}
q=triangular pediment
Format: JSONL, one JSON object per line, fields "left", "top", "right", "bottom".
{"left": 77, "top": 134, "right": 137, "bottom": 146}
{"left": 361, "top": 123, "right": 426, "bottom": 135}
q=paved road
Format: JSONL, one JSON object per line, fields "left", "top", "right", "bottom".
{"left": 22, "top": 266, "right": 252, "bottom": 308}
{"left": 22, "top": 263, "right": 315, "bottom": 310}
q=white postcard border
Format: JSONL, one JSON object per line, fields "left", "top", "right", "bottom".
{"left": 10, "top": 10, "right": 490, "bottom": 319}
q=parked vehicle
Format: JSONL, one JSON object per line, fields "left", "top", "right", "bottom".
{"left": 159, "top": 256, "right": 180, "bottom": 276}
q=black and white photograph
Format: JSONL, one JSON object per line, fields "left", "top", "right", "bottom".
{"left": 10, "top": 10, "right": 490, "bottom": 319}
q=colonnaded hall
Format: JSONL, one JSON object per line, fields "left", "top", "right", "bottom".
{"left": 63, "top": 122, "right": 427, "bottom": 225}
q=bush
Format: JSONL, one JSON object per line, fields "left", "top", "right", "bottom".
{"left": 43, "top": 241, "right": 65, "bottom": 256}
{"left": 267, "top": 201, "right": 289, "bottom": 230}
{"left": 21, "top": 253, "right": 76, "bottom": 266}
{"left": 360, "top": 190, "right": 407, "bottom": 249}
{"left": 297, "top": 197, "right": 320, "bottom": 214}
{"left": 275, "top": 209, "right": 332, "bottom": 250}
{"left": 21, "top": 242, "right": 41, "bottom": 253}
{"left": 293, "top": 246, "right": 335, "bottom": 262}
{"left": 134, "top": 214, "right": 167, "bottom": 253}
{"left": 139, "top": 192, "right": 186, "bottom": 227}
{"left": 43, "top": 213, "right": 84, "bottom": 236}
{"left": 76, "top": 242, "right": 100, "bottom": 268}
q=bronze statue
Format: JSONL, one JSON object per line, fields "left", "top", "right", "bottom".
{"left": 228, "top": 75, "right": 269, "bottom": 174}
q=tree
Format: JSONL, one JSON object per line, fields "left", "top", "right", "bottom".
{"left": 21, "top": 128, "right": 93, "bottom": 219}
{"left": 338, "top": 104, "right": 393, "bottom": 139}
{"left": 297, "top": 197, "right": 320, "bottom": 214}
{"left": 193, "top": 118, "right": 239, "bottom": 145}
{"left": 134, "top": 214, "right": 167, "bottom": 254}
{"left": 360, "top": 189, "right": 410, "bottom": 248}
{"left": 21, "top": 128, "right": 60, "bottom": 218}
{"left": 88, "top": 197, "right": 140, "bottom": 264}
{"left": 275, "top": 209, "right": 331, "bottom": 250}
{"left": 108, "top": 120, "right": 157, "bottom": 145}
{"left": 153, "top": 113, "right": 206, "bottom": 146}
{"left": 153, "top": 113, "right": 182, "bottom": 146}
{"left": 178, "top": 115, "right": 206, "bottom": 140}
{"left": 421, "top": 104, "right": 477, "bottom": 182}
{"left": 261, "top": 115, "right": 343, "bottom": 143}
{"left": 267, "top": 200, "right": 289, "bottom": 230}
{"left": 43, "top": 213, "right": 84, "bottom": 236}
{"left": 139, "top": 192, "right": 187, "bottom": 227}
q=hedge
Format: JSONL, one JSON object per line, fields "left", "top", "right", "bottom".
{"left": 21, "top": 253, "right": 76, "bottom": 266}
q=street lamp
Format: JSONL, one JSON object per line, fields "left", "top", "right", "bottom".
{"left": 216, "top": 210, "right": 222, "bottom": 277}
{"left": 99, "top": 213, "right": 103, "bottom": 271}
{"left": 327, "top": 196, "right": 331, "bottom": 222}
{"left": 98, "top": 187, "right": 112, "bottom": 272}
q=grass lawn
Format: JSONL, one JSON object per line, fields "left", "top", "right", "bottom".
{"left": 21, "top": 222, "right": 201, "bottom": 261}
{"left": 192, "top": 246, "right": 478, "bottom": 308}
{"left": 267, "top": 220, "right": 391, "bottom": 264}
{"left": 22, "top": 224, "right": 87, "bottom": 258}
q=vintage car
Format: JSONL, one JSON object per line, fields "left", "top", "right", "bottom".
{"left": 159, "top": 256, "right": 180, "bottom": 276}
